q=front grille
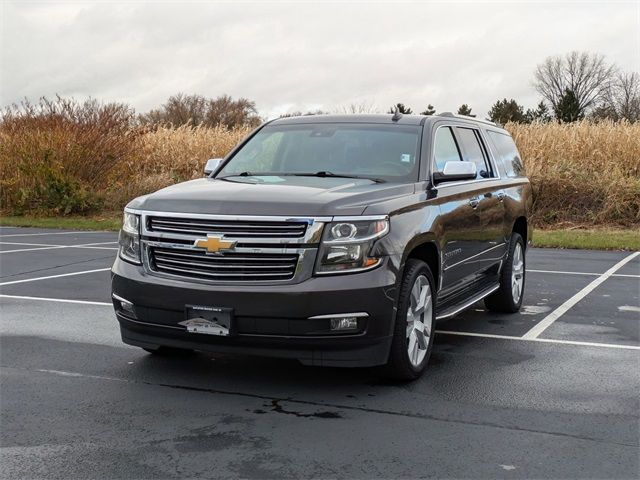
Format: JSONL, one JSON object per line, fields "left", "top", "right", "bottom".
{"left": 147, "top": 216, "right": 308, "bottom": 238}
{"left": 149, "top": 246, "right": 299, "bottom": 282}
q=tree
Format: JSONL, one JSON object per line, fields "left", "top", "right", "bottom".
{"left": 525, "top": 101, "right": 551, "bottom": 123}
{"left": 554, "top": 89, "right": 584, "bottom": 122}
{"left": 388, "top": 103, "right": 413, "bottom": 114}
{"left": 456, "top": 104, "right": 475, "bottom": 117}
{"left": 420, "top": 104, "right": 436, "bottom": 115}
{"left": 533, "top": 51, "right": 616, "bottom": 118}
{"left": 591, "top": 72, "right": 640, "bottom": 122}
{"left": 336, "top": 101, "right": 379, "bottom": 114}
{"left": 279, "top": 110, "right": 327, "bottom": 118}
{"left": 488, "top": 99, "right": 525, "bottom": 124}
{"left": 140, "top": 93, "right": 262, "bottom": 129}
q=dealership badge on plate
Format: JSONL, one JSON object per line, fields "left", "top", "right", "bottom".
{"left": 179, "top": 318, "right": 229, "bottom": 336}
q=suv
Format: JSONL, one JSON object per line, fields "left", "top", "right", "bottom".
{"left": 112, "top": 113, "right": 532, "bottom": 380}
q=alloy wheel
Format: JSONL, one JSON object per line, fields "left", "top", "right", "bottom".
{"left": 406, "top": 275, "right": 432, "bottom": 367}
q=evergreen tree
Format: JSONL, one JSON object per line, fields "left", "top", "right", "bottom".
{"left": 456, "top": 104, "right": 475, "bottom": 117}
{"left": 554, "top": 89, "right": 584, "bottom": 122}
{"left": 525, "top": 101, "right": 551, "bottom": 123}
{"left": 388, "top": 103, "right": 413, "bottom": 114}
{"left": 420, "top": 104, "right": 436, "bottom": 115}
{"left": 488, "top": 99, "right": 526, "bottom": 124}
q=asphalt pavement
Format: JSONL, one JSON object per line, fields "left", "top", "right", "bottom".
{"left": 1, "top": 226, "right": 639, "bottom": 479}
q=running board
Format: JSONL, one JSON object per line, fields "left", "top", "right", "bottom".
{"left": 436, "top": 284, "right": 500, "bottom": 320}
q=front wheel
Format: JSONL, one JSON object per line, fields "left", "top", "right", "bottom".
{"left": 385, "top": 259, "right": 436, "bottom": 381}
{"left": 485, "top": 233, "right": 526, "bottom": 313}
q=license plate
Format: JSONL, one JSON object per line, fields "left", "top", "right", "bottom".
{"left": 180, "top": 305, "right": 234, "bottom": 336}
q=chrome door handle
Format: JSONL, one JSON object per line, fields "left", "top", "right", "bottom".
{"left": 497, "top": 192, "right": 506, "bottom": 202}
{"left": 469, "top": 196, "right": 480, "bottom": 208}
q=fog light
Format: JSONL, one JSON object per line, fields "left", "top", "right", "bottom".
{"left": 330, "top": 317, "right": 359, "bottom": 331}
{"left": 113, "top": 294, "right": 136, "bottom": 318}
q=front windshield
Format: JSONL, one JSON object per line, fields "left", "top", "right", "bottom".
{"left": 216, "top": 123, "right": 421, "bottom": 183}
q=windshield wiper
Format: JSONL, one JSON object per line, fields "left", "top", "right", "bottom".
{"left": 286, "top": 171, "right": 386, "bottom": 183}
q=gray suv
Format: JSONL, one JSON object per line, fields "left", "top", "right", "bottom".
{"left": 112, "top": 113, "right": 532, "bottom": 380}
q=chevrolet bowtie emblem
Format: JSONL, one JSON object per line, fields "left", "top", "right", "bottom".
{"left": 194, "top": 235, "right": 237, "bottom": 254}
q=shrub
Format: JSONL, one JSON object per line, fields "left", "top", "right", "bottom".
{"left": 0, "top": 97, "right": 138, "bottom": 215}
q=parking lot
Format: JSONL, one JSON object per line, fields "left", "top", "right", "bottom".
{"left": 1, "top": 226, "right": 638, "bottom": 479}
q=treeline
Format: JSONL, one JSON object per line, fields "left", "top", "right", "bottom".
{"left": 386, "top": 52, "right": 639, "bottom": 124}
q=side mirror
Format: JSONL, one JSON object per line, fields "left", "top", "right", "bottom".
{"left": 204, "top": 158, "right": 223, "bottom": 176}
{"left": 432, "top": 161, "right": 477, "bottom": 184}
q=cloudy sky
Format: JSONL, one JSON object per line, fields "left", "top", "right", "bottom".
{"left": 1, "top": 0, "right": 638, "bottom": 119}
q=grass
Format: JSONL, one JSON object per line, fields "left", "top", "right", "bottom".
{"left": 0, "top": 214, "right": 121, "bottom": 231}
{"left": 532, "top": 229, "right": 640, "bottom": 251}
{"left": 1, "top": 215, "right": 638, "bottom": 251}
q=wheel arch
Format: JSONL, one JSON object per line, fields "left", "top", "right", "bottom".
{"left": 401, "top": 236, "right": 441, "bottom": 293}
{"left": 512, "top": 216, "right": 528, "bottom": 248}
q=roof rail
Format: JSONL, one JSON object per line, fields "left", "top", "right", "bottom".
{"left": 437, "top": 112, "right": 498, "bottom": 127}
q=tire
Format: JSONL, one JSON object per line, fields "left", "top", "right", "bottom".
{"left": 385, "top": 259, "right": 436, "bottom": 381}
{"left": 143, "top": 346, "right": 195, "bottom": 357}
{"left": 485, "top": 233, "right": 526, "bottom": 313}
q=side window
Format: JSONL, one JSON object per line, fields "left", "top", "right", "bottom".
{"left": 433, "top": 127, "right": 463, "bottom": 172}
{"left": 487, "top": 131, "right": 525, "bottom": 178}
{"left": 455, "top": 127, "right": 492, "bottom": 179}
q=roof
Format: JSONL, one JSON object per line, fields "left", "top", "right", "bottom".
{"left": 268, "top": 113, "right": 503, "bottom": 130}
{"left": 269, "top": 114, "right": 426, "bottom": 126}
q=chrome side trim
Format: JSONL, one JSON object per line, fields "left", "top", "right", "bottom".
{"left": 436, "top": 284, "right": 500, "bottom": 320}
{"left": 444, "top": 243, "right": 506, "bottom": 271}
{"left": 308, "top": 312, "right": 369, "bottom": 319}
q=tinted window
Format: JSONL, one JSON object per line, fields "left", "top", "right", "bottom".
{"left": 433, "top": 127, "right": 462, "bottom": 172}
{"left": 218, "top": 123, "right": 421, "bottom": 183}
{"left": 487, "top": 131, "right": 525, "bottom": 177}
{"left": 455, "top": 127, "right": 491, "bottom": 179}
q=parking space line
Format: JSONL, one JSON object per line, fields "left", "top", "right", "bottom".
{"left": 0, "top": 294, "right": 111, "bottom": 306}
{"left": 522, "top": 251, "right": 640, "bottom": 340}
{"left": 437, "top": 330, "right": 640, "bottom": 351}
{"left": 528, "top": 269, "right": 599, "bottom": 276}
{"left": 0, "top": 231, "right": 110, "bottom": 237}
{"left": 527, "top": 269, "right": 639, "bottom": 278}
{"left": 0, "top": 241, "right": 118, "bottom": 254}
{"left": 0, "top": 267, "right": 111, "bottom": 286}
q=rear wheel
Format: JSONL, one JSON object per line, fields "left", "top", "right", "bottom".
{"left": 143, "top": 346, "right": 195, "bottom": 357}
{"left": 485, "top": 233, "right": 525, "bottom": 313}
{"left": 385, "top": 259, "right": 436, "bottom": 381}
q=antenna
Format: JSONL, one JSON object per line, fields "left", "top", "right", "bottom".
{"left": 391, "top": 109, "right": 403, "bottom": 122}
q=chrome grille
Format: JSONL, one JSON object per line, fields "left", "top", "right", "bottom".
{"left": 147, "top": 216, "right": 308, "bottom": 238}
{"left": 150, "top": 247, "right": 299, "bottom": 281}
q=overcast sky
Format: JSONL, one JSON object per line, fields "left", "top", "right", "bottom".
{"left": 1, "top": 0, "right": 638, "bottom": 119}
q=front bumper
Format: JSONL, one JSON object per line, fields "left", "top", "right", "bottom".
{"left": 111, "top": 256, "right": 400, "bottom": 367}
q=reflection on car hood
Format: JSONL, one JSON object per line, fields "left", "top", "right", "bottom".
{"left": 128, "top": 175, "right": 415, "bottom": 217}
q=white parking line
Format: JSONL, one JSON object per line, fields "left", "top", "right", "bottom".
{"left": 437, "top": 330, "right": 640, "bottom": 351}
{"left": 0, "top": 294, "right": 111, "bottom": 306}
{"left": 0, "top": 241, "right": 118, "bottom": 254}
{"left": 0, "top": 268, "right": 111, "bottom": 286}
{"left": 522, "top": 251, "right": 640, "bottom": 340}
{"left": 527, "top": 269, "right": 639, "bottom": 278}
{"left": 0, "top": 231, "right": 111, "bottom": 237}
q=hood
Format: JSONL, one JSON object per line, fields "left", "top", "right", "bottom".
{"left": 129, "top": 176, "right": 415, "bottom": 217}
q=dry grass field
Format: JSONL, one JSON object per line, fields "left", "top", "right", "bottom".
{"left": 1, "top": 105, "right": 638, "bottom": 228}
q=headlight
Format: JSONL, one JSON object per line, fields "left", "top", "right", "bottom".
{"left": 119, "top": 211, "right": 141, "bottom": 265}
{"left": 315, "top": 218, "right": 389, "bottom": 274}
